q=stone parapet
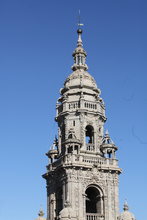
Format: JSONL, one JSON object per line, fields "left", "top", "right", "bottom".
{"left": 46, "top": 154, "right": 121, "bottom": 173}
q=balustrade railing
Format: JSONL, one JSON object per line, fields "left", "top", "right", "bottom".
{"left": 86, "top": 213, "right": 104, "bottom": 220}
{"left": 69, "top": 102, "right": 80, "bottom": 110}
{"left": 84, "top": 102, "right": 97, "bottom": 110}
{"left": 49, "top": 154, "right": 118, "bottom": 170}
{"left": 86, "top": 143, "right": 95, "bottom": 151}
{"left": 83, "top": 156, "right": 105, "bottom": 165}
{"left": 57, "top": 100, "right": 104, "bottom": 115}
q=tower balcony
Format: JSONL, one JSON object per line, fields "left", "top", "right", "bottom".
{"left": 56, "top": 100, "right": 106, "bottom": 118}
{"left": 47, "top": 153, "right": 121, "bottom": 173}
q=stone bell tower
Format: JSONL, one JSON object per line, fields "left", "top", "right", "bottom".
{"left": 43, "top": 28, "right": 122, "bottom": 220}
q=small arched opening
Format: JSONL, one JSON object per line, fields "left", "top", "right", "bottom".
{"left": 85, "top": 125, "right": 95, "bottom": 151}
{"left": 85, "top": 125, "right": 94, "bottom": 144}
{"left": 85, "top": 186, "right": 102, "bottom": 214}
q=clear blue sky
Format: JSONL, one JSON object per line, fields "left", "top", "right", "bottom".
{"left": 0, "top": 1, "right": 146, "bottom": 220}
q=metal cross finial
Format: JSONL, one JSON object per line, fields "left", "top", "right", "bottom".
{"left": 78, "top": 10, "right": 84, "bottom": 28}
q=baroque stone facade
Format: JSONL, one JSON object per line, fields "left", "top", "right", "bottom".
{"left": 42, "top": 28, "right": 136, "bottom": 220}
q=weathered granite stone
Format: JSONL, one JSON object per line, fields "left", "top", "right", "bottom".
{"left": 42, "top": 28, "right": 136, "bottom": 220}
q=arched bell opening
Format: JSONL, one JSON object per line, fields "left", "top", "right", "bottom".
{"left": 85, "top": 125, "right": 95, "bottom": 151}
{"left": 85, "top": 125, "right": 94, "bottom": 144}
{"left": 85, "top": 186, "right": 104, "bottom": 216}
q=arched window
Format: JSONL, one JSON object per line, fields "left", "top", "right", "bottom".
{"left": 85, "top": 125, "right": 94, "bottom": 144}
{"left": 85, "top": 186, "right": 102, "bottom": 214}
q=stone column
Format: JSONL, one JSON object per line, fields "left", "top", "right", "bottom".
{"left": 83, "top": 193, "right": 87, "bottom": 220}
{"left": 63, "top": 181, "right": 66, "bottom": 207}
{"left": 114, "top": 177, "right": 119, "bottom": 220}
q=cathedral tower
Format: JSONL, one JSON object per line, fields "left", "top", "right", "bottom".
{"left": 43, "top": 28, "right": 122, "bottom": 220}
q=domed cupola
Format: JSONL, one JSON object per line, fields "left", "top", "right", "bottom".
{"left": 61, "top": 28, "right": 100, "bottom": 94}
{"left": 100, "top": 130, "right": 118, "bottom": 159}
{"left": 63, "top": 70, "right": 99, "bottom": 92}
{"left": 118, "top": 202, "right": 136, "bottom": 220}
{"left": 46, "top": 138, "right": 58, "bottom": 163}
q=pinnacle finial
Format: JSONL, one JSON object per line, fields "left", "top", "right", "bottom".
{"left": 105, "top": 129, "right": 109, "bottom": 136}
{"left": 71, "top": 11, "right": 88, "bottom": 71}
{"left": 77, "top": 28, "right": 83, "bottom": 47}
{"left": 123, "top": 200, "right": 129, "bottom": 211}
{"left": 77, "top": 10, "right": 84, "bottom": 47}
{"left": 38, "top": 207, "right": 44, "bottom": 217}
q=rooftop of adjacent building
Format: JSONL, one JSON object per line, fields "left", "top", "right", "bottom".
{"left": 118, "top": 202, "right": 136, "bottom": 220}
{"left": 35, "top": 208, "right": 46, "bottom": 220}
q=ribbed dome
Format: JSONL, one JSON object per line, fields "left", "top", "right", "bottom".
{"left": 63, "top": 28, "right": 100, "bottom": 93}
{"left": 64, "top": 69, "right": 98, "bottom": 91}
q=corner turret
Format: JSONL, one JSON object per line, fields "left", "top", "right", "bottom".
{"left": 100, "top": 130, "right": 118, "bottom": 159}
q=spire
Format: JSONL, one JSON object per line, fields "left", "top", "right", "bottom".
{"left": 71, "top": 24, "right": 88, "bottom": 71}
{"left": 77, "top": 9, "right": 84, "bottom": 47}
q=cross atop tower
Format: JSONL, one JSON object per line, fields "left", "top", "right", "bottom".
{"left": 77, "top": 10, "right": 84, "bottom": 28}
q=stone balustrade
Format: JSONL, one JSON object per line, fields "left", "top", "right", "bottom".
{"left": 48, "top": 153, "right": 118, "bottom": 171}
{"left": 86, "top": 213, "right": 104, "bottom": 220}
{"left": 57, "top": 100, "right": 104, "bottom": 115}
{"left": 86, "top": 143, "right": 95, "bottom": 151}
